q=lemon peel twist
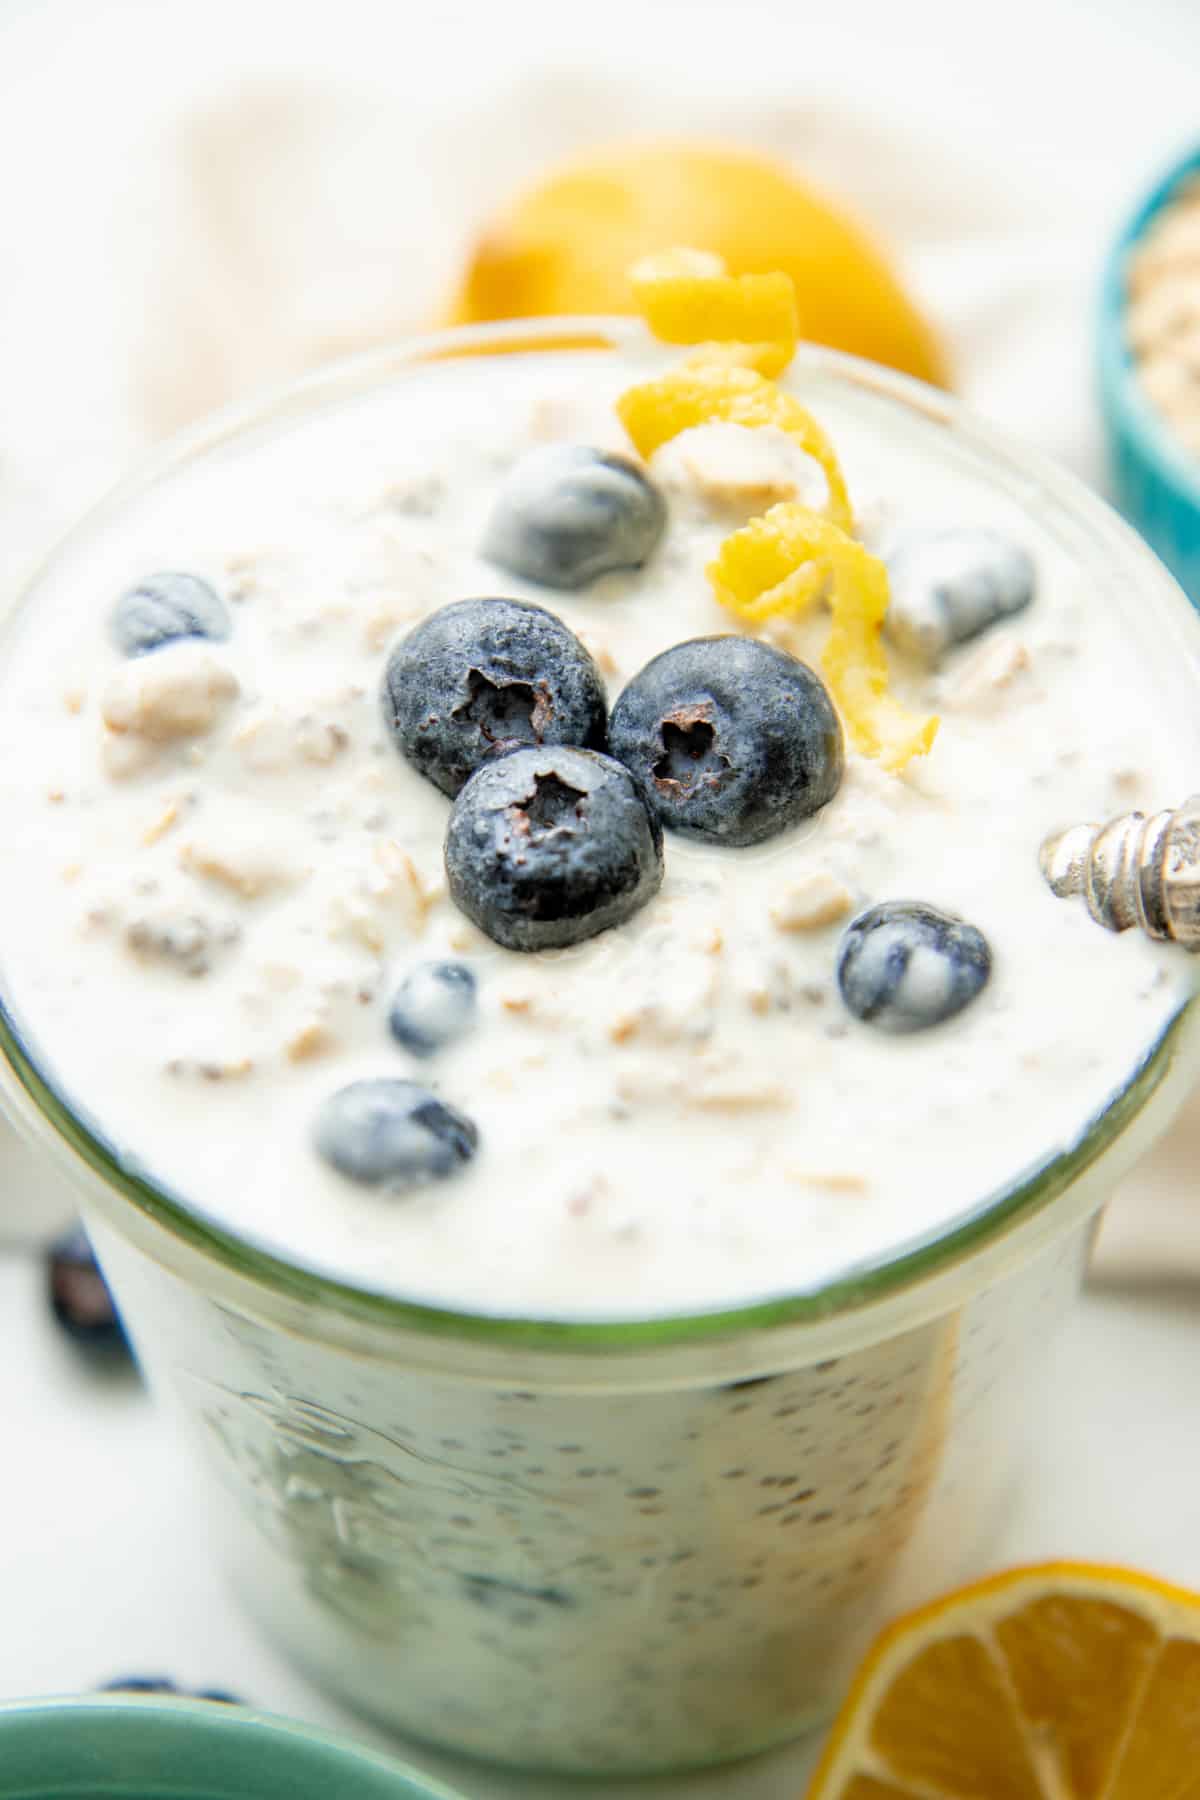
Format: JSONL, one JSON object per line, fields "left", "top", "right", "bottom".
{"left": 629, "top": 249, "right": 799, "bottom": 380}
{"left": 710, "top": 505, "right": 938, "bottom": 770}
{"left": 622, "top": 251, "right": 938, "bottom": 771}
{"left": 617, "top": 361, "right": 853, "bottom": 536}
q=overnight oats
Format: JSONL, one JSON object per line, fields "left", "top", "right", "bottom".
{"left": 0, "top": 273, "right": 1198, "bottom": 1773}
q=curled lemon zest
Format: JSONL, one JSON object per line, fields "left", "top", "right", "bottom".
{"left": 630, "top": 248, "right": 799, "bottom": 380}
{"left": 616, "top": 361, "right": 853, "bottom": 535}
{"left": 620, "top": 258, "right": 937, "bottom": 772}
{"left": 710, "top": 503, "right": 938, "bottom": 770}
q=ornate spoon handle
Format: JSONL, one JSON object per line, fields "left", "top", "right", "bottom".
{"left": 1039, "top": 797, "right": 1200, "bottom": 950}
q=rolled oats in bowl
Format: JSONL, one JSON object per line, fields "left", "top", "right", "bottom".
{"left": 1128, "top": 173, "right": 1200, "bottom": 458}
{"left": 1099, "top": 145, "right": 1200, "bottom": 602}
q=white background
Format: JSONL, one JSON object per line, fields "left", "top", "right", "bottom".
{"left": 2, "top": 0, "right": 1200, "bottom": 1793}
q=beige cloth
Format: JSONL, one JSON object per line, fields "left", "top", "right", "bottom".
{"left": 0, "top": 0, "right": 1197, "bottom": 1268}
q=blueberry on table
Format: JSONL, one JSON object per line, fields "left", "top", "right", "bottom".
{"left": 884, "top": 529, "right": 1034, "bottom": 662}
{"left": 111, "top": 572, "right": 231, "bottom": 657}
{"left": 482, "top": 444, "right": 667, "bottom": 591}
{"left": 101, "top": 1678, "right": 180, "bottom": 1695}
{"left": 46, "top": 1223, "right": 131, "bottom": 1357}
{"left": 382, "top": 596, "right": 607, "bottom": 797}
{"left": 389, "top": 960, "right": 478, "bottom": 1057}
{"left": 445, "top": 744, "right": 663, "bottom": 952}
{"left": 608, "top": 636, "right": 843, "bottom": 847}
{"left": 315, "top": 1079, "right": 478, "bottom": 1189}
{"left": 101, "top": 1678, "right": 242, "bottom": 1704}
{"left": 836, "top": 901, "right": 991, "bottom": 1033}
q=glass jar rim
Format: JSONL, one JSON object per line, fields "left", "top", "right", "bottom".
{"left": 0, "top": 315, "right": 1197, "bottom": 1360}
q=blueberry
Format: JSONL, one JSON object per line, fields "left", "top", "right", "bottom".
{"left": 482, "top": 445, "right": 667, "bottom": 591}
{"left": 608, "top": 636, "right": 843, "bottom": 848}
{"left": 101, "top": 1678, "right": 180, "bottom": 1696}
{"left": 382, "top": 597, "right": 607, "bottom": 798}
{"left": 101, "top": 1678, "right": 243, "bottom": 1704}
{"left": 389, "top": 961, "right": 477, "bottom": 1057}
{"left": 444, "top": 745, "right": 663, "bottom": 952}
{"left": 46, "top": 1223, "right": 132, "bottom": 1357}
{"left": 111, "top": 572, "right": 231, "bottom": 657}
{"left": 884, "top": 529, "right": 1034, "bottom": 662}
{"left": 836, "top": 901, "right": 991, "bottom": 1033}
{"left": 314, "top": 1079, "right": 478, "bottom": 1189}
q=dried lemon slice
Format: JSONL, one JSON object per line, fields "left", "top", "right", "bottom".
{"left": 629, "top": 248, "right": 799, "bottom": 379}
{"left": 806, "top": 1560, "right": 1200, "bottom": 1800}
{"left": 617, "top": 361, "right": 853, "bottom": 534}
{"left": 711, "top": 504, "right": 938, "bottom": 770}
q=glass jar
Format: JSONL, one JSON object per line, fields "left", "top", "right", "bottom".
{"left": 1, "top": 321, "right": 1198, "bottom": 1776}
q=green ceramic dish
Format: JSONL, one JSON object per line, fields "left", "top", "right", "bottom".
{"left": 0, "top": 1696, "right": 462, "bottom": 1799}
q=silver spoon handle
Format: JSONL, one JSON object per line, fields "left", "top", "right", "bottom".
{"left": 1039, "top": 795, "right": 1200, "bottom": 950}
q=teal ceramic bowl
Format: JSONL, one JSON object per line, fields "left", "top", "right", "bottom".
{"left": 1098, "top": 143, "right": 1200, "bottom": 603}
{"left": 0, "top": 1696, "right": 463, "bottom": 1799}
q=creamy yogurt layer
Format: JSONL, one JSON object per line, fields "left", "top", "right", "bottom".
{"left": 0, "top": 343, "right": 1193, "bottom": 1318}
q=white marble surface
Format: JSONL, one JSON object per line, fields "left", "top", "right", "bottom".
{"left": 3, "top": 1250, "right": 1197, "bottom": 1799}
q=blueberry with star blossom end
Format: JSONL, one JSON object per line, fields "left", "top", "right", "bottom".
{"left": 382, "top": 596, "right": 607, "bottom": 797}
{"left": 608, "top": 635, "right": 843, "bottom": 847}
{"left": 444, "top": 744, "right": 663, "bottom": 952}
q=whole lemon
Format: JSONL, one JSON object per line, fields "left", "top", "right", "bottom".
{"left": 445, "top": 140, "right": 948, "bottom": 387}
